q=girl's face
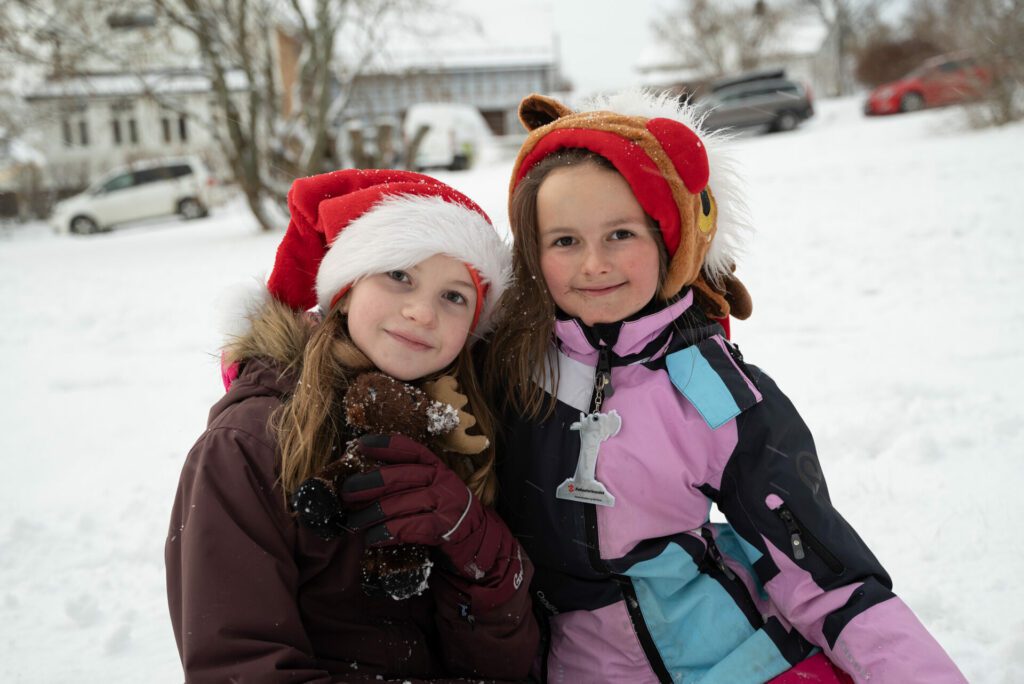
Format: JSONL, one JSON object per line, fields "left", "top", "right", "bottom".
{"left": 537, "top": 163, "right": 662, "bottom": 326}
{"left": 343, "top": 254, "right": 477, "bottom": 381}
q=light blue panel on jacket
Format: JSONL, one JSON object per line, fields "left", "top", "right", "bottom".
{"left": 712, "top": 524, "right": 768, "bottom": 601}
{"left": 696, "top": 629, "right": 794, "bottom": 683}
{"left": 666, "top": 347, "right": 740, "bottom": 429}
{"left": 627, "top": 542, "right": 787, "bottom": 682}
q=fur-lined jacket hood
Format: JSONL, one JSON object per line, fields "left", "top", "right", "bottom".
{"left": 221, "top": 298, "right": 316, "bottom": 389}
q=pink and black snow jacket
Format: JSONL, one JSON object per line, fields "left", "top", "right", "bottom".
{"left": 495, "top": 290, "right": 965, "bottom": 683}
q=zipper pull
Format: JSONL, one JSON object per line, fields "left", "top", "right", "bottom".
{"left": 597, "top": 347, "right": 614, "bottom": 400}
{"left": 700, "top": 527, "right": 736, "bottom": 580}
{"left": 778, "top": 508, "right": 806, "bottom": 561}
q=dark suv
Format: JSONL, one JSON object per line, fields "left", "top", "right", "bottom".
{"left": 693, "top": 70, "right": 815, "bottom": 133}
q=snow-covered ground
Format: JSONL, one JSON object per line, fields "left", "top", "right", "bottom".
{"left": 1, "top": 97, "right": 1022, "bottom": 681}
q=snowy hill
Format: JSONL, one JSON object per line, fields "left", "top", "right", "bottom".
{"left": 1, "top": 97, "right": 1022, "bottom": 681}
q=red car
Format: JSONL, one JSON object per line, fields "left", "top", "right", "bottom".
{"left": 864, "top": 52, "right": 991, "bottom": 115}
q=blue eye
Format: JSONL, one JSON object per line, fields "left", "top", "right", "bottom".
{"left": 443, "top": 291, "right": 468, "bottom": 306}
{"left": 610, "top": 229, "right": 635, "bottom": 240}
{"left": 552, "top": 236, "right": 575, "bottom": 247}
{"left": 387, "top": 270, "right": 410, "bottom": 283}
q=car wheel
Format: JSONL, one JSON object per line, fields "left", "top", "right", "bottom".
{"left": 70, "top": 215, "right": 99, "bottom": 235}
{"left": 772, "top": 111, "right": 799, "bottom": 132}
{"left": 899, "top": 92, "right": 924, "bottom": 113}
{"left": 178, "top": 197, "right": 207, "bottom": 220}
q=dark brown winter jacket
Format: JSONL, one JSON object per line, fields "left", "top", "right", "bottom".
{"left": 165, "top": 357, "right": 538, "bottom": 683}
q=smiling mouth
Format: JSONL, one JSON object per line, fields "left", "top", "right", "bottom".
{"left": 386, "top": 330, "right": 434, "bottom": 351}
{"left": 575, "top": 283, "right": 625, "bottom": 297}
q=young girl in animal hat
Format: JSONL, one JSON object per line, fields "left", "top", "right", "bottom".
{"left": 486, "top": 92, "right": 965, "bottom": 683}
{"left": 166, "top": 169, "right": 537, "bottom": 682}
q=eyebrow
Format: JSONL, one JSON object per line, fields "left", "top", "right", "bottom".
{"left": 540, "top": 216, "right": 645, "bottom": 234}
{"left": 448, "top": 278, "right": 476, "bottom": 291}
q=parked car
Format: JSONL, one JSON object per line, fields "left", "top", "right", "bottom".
{"left": 51, "top": 156, "right": 221, "bottom": 235}
{"left": 864, "top": 52, "right": 991, "bottom": 115}
{"left": 402, "top": 103, "right": 492, "bottom": 171}
{"left": 693, "top": 70, "right": 815, "bottom": 133}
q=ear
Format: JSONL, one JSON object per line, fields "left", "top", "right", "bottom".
{"left": 519, "top": 94, "right": 574, "bottom": 131}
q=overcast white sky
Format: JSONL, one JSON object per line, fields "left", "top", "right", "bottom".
{"left": 435, "top": 0, "right": 915, "bottom": 96}
{"left": 441, "top": 0, "right": 664, "bottom": 95}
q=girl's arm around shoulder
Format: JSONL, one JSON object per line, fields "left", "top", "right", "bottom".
{"left": 166, "top": 422, "right": 329, "bottom": 683}
{"left": 716, "top": 368, "right": 966, "bottom": 684}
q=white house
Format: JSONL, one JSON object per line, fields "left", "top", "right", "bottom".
{"left": 346, "top": 48, "right": 563, "bottom": 136}
{"left": 22, "top": 5, "right": 248, "bottom": 191}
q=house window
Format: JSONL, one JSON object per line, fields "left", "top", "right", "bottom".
{"left": 61, "top": 101, "right": 89, "bottom": 147}
{"left": 160, "top": 112, "right": 189, "bottom": 143}
{"left": 107, "top": 12, "right": 157, "bottom": 29}
{"left": 111, "top": 100, "right": 137, "bottom": 146}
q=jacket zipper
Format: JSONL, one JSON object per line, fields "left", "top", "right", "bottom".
{"left": 587, "top": 349, "right": 671, "bottom": 683}
{"left": 774, "top": 504, "right": 845, "bottom": 574}
{"left": 699, "top": 526, "right": 766, "bottom": 631}
{"left": 582, "top": 347, "right": 613, "bottom": 574}
{"left": 617, "top": 577, "right": 673, "bottom": 684}
{"left": 699, "top": 526, "right": 737, "bottom": 580}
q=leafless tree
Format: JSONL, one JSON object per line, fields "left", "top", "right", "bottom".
{"left": 1, "top": 0, "right": 444, "bottom": 232}
{"left": 885, "top": 0, "right": 1023, "bottom": 125}
{"left": 799, "top": 0, "right": 884, "bottom": 95}
{"left": 155, "top": 0, "right": 438, "bottom": 231}
{"left": 935, "top": 0, "right": 1022, "bottom": 125}
{"left": 653, "top": 0, "right": 790, "bottom": 80}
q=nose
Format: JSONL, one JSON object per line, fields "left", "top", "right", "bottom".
{"left": 580, "top": 243, "right": 611, "bottom": 276}
{"left": 401, "top": 295, "right": 437, "bottom": 327}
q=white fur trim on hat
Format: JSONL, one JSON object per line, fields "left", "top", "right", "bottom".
{"left": 316, "top": 194, "right": 513, "bottom": 333}
{"left": 578, "top": 89, "right": 753, "bottom": 286}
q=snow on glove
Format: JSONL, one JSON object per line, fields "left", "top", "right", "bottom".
{"left": 342, "top": 434, "right": 523, "bottom": 591}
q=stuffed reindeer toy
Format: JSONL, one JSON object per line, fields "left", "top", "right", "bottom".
{"left": 291, "top": 371, "right": 488, "bottom": 600}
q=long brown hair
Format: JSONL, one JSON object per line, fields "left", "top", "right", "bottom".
{"left": 485, "top": 148, "right": 668, "bottom": 422}
{"left": 228, "top": 298, "right": 498, "bottom": 506}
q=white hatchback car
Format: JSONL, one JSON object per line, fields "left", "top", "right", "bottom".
{"left": 51, "top": 156, "right": 222, "bottom": 235}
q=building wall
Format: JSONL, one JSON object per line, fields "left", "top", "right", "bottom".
{"left": 346, "top": 63, "right": 557, "bottom": 135}
{"left": 28, "top": 92, "right": 228, "bottom": 190}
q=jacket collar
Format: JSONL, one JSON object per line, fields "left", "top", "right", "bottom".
{"left": 208, "top": 358, "right": 296, "bottom": 423}
{"left": 554, "top": 289, "right": 695, "bottom": 361}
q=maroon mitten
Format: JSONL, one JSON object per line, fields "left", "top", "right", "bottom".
{"left": 342, "top": 435, "right": 526, "bottom": 608}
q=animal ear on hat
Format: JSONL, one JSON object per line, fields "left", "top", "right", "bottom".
{"left": 689, "top": 269, "right": 752, "bottom": 322}
{"left": 723, "top": 274, "right": 752, "bottom": 320}
{"left": 519, "top": 94, "right": 574, "bottom": 131}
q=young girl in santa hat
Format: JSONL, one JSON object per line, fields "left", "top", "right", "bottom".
{"left": 166, "top": 169, "right": 537, "bottom": 682}
{"left": 486, "top": 91, "right": 965, "bottom": 684}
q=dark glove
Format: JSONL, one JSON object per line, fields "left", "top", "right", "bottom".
{"left": 342, "top": 435, "right": 522, "bottom": 589}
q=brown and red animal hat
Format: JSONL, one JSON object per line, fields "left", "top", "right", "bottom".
{"left": 509, "top": 90, "right": 752, "bottom": 320}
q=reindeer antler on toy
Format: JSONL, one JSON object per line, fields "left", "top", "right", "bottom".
{"left": 291, "top": 371, "right": 486, "bottom": 600}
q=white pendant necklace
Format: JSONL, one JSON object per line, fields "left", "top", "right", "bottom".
{"left": 556, "top": 357, "right": 619, "bottom": 507}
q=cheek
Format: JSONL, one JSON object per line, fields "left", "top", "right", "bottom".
{"left": 439, "top": 315, "right": 472, "bottom": 359}
{"left": 627, "top": 245, "right": 662, "bottom": 294}
{"left": 539, "top": 251, "right": 570, "bottom": 290}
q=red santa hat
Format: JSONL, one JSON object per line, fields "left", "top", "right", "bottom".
{"left": 267, "top": 169, "right": 511, "bottom": 333}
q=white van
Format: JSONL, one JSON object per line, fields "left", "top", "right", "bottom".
{"left": 51, "top": 156, "right": 221, "bottom": 234}
{"left": 402, "top": 103, "right": 492, "bottom": 171}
